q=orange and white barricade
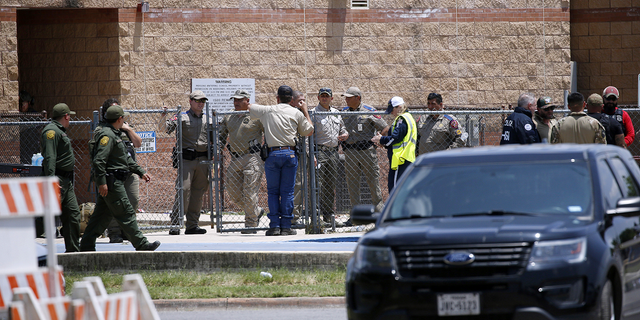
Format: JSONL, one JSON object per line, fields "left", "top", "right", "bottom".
{"left": 1, "top": 177, "right": 160, "bottom": 320}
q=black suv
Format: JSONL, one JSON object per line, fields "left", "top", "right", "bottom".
{"left": 347, "top": 144, "right": 640, "bottom": 320}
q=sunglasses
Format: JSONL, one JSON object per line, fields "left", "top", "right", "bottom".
{"left": 192, "top": 99, "right": 207, "bottom": 103}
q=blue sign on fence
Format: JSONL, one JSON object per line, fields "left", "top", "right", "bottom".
{"left": 135, "top": 131, "right": 156, "bottom": 153}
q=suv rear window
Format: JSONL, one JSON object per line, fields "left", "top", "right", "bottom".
{"left": 387, "top": 161, "right": 592, "bottom": 220}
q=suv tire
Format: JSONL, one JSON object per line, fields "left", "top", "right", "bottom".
{"left": 599, "top": 279, "right": 615, "bottom": 320}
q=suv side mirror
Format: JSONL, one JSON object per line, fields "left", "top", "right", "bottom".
{"left": 606, "top": 197, "right": 640, "bottom": 217}
{"left": 351, "top": 204, "right": 379, "bottom": 225}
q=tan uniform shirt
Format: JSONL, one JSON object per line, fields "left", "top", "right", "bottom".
{"left": 550, "top": 112, "right": 607, "bottom": 144}
{"left": 219, "top": 114, "right": 264, "bottom": 153}
{"left": 311, "top": 105, "right": 347, "bottom": 148}
{"left": 533, "top": 113, "right": 558, "bottom": 142}
{"left": 163, "top": 110, "right": 212, "bottom": 152}
{"left": 417, "top": 114, "right": 467, "bottom": 154}
{"left": 250, "top": 103, "right": 313, "bottom": 147}
{"left": 342, "top": 103, "right": 388, "bottom": 144}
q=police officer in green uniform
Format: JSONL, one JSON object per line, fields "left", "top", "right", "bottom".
{"left": 80, "top": 105, "right": 160, "bottom": 251}
{"left": 94, "top": 99, "right": 143, "bottom": 243}
{"left": 341, "top": 87, "right": 388, "bottom": 215}
{"left": 40, "top": 103, "right": 81, "bottom": 252}
{"left": 219, "top": 90, "right": 265, "bottom": 234}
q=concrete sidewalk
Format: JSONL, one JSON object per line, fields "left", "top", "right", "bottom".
{"left": 41, "top": 225, "right": 362, "bottom": 272}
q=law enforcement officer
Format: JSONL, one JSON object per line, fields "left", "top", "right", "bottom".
{"left": 533, "top": 96, "right": 558, "bottom": 142}
{"left": 249, "top": 85, "right": 314, "bottom": 236}
{"left": 291, "top": 91, "right": 309, "bottom": 226}
{"left": 602, "top": 86, "right": 635, "bottom": 147}
{"left": 219, "top": 90, "right": 265, "bottom": 234}
{"left": 550, "top": 92, "right": 606, "bottom": 144}
{"left": 80, "top": 105, "right": 159, "bottom": 251}
{"left": 586, "top": 93, "right": 625, "bottom": 148}
{"left": 417, "top": 92, "right": 467, "bottom": 154}
{"left": 500, "top": 93, "right": 541, "bottom": 145}
{"left": 372, "top": 97, "right": 417, "bottom": 192}
{"left": 40, "top": 103, "right": 81, "bottom": 252}
{"left": 341, "top": 87, "right": 387, "bottom": 213}
{"left": 311, "top": 88, "right": 349, "bottom": 226}
{"left": 159, "top": 90, "right": 211, "bottom": 235}
{"left": 92, "top": 99, "right": 143, "bottom": 243}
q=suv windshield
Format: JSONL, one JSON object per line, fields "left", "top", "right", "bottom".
{"left": 386, "top": 161, "right": 592, "bottom": 220}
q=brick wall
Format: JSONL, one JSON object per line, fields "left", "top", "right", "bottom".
{"left": 571, "top": 4, "right": 640, "bottom": 105}
{"left": 2, "top": 1, "right": 570, "bottom": 112}
{"left": 17, "top": 9, "right": 120, "bottom": 118}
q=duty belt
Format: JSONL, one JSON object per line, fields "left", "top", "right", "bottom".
{"left": 342, "top": 141, "right": 373, "bottom": 150}
{"left": 231, "top": 145, "right": 261, "bottom": 158}
{"left": 269, "top": 146, "right": 296, "bottom": 152}
{"left": 317, "top": 144, "right": 338, "bottom": 152}
{"left": 55, "top": 169, "right": 74, "bottom": 179}
{"left": 106, "top": 169, "right": 131, "bottom": 181}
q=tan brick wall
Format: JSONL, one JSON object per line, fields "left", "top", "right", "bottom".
{"left": 571, "top": 5, "right": 640, "bottom": 105}
{"left": 2, "top": 3, "right": 571, "bottom": 112}
{"left": 16, "top": 9, "right": 120, "bottom": 117}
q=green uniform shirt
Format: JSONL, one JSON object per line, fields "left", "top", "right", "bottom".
{"left": 41, "top": 120, "right": 75, "bottom": 175}
{"left": 92, "top": 123, "right": 145, "bottom": 186}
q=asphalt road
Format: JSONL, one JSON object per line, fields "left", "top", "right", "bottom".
{"left": 158, "top": 307, "right": 348, "bottom": 319}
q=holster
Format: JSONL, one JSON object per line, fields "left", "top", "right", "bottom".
{"left": 260, "top": 144, "right": 269, "bottom": 162}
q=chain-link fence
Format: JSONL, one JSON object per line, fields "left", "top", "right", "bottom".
{"left": 4, "top": 106, "right": 640, "bottom": 236}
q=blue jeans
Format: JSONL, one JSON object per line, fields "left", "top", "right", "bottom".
{"left": 264, "top": 149, "right": 298, "bottom": 229}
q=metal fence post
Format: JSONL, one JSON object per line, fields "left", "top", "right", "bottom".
{"left": 176, "top": 106, "right": 184, "bottom": 230}
{"left": 307, "top": 132, "right": 320, "bottom": 234}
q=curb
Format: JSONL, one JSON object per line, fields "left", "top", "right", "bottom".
{"left": 153, "top": 297, "right": 346, "bottom": 311}
{"left": 59, "top": 251, "right": 351, "bottom": 272}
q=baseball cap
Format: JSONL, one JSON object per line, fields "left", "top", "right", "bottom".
{"left": 385, "top": 96, "right": 405, "bottom": 114}
{"left": 536, "top": 96, "right": 557, "bottom": 109}
{"left": 230, "top": 89, "right": 250, "bottom": 100}
{"left": 603, "top": 86, "right": 619, "bottom": 99}
{"left": 51, "top": 103, "right": 76, "bottom": 118}
{"left": 587, "top": 93, "right": 603, "bottom": 107}
{"left": 341, "top": 87, "right": 362, "bottom": 97}
{"left": 277, "top": 85, "right": 293, "bottom": 96}
{"left": 318, "top": 88, "right": 332, "bottom": 96}
{"left": 104, "top": 105, "right": 130, "bottom": 120}
{"left": 189, "top": 90, "right": 208, "bottom": 101}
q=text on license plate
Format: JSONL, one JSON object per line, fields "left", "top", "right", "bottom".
{"left": 437, "top": 293, "right": 480, "bottom": 316}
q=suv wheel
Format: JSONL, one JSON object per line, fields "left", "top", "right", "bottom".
{"left": 599, "top": 279, "right": 615, "bottom": 320}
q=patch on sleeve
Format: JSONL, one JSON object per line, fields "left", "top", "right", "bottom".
{"left": 524, "top": 124, "right": 532, "bottom": 131}
{"left": 449, "top": 119, "right": 459, "bottom": 129}
{"left": 46, "top": 130, "right": 55, "bottom": 140}
{"left": 99, "top": 136, "right": 110, "bottom": 146}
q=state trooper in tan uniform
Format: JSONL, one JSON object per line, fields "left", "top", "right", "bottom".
{"left": 341, "top": 87, "right": 388, "bottom": 213}
{"left": 417, "top": 93, "right": 467, "bottom": 155}
{"left": 550, "top": 92, "right": 606, "bottom": 145}
{"left": 158, "top": 90, "right": 212, "bottom": 235}
{"left": 219, "top": 90, "right": 265, "bottom": 234}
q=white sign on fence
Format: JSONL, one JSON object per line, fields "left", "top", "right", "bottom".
{"left": 192, "top": 78, "right": 256, "bottom": 115}
{"left": 135, "top": 131, "right": 156, "bottom": 153}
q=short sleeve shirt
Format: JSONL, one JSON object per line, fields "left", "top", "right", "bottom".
{"left": 219, "top": 114, "right": 264, "bottom": 153}
{"left": 311, "top": 105, "right": 347, "bottom": 148}
{"left": 342, "top": 103, "right": 388, "bottom": 144}
{"left": 417, "top": 114, "right": 467, "bottom": 154}
{"left": 249, "top": 103, "right": 313, "bottom": 147}
{"left": 165, "top": 110, "right": 213, "bottom": 152}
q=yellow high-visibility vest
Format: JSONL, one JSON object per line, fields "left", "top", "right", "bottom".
{"left": 391, "top": 112, "right": 417, "bottom": 170}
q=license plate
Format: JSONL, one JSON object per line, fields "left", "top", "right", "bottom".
{"left": 437, "top": 293, "right": 480, "bottom": 316}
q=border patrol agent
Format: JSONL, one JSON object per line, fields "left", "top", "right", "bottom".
{"left": 219, "top": 89, "right": 265, "bottom": 234}
{"left": 417, "top": 92, "right": 467, "bottom": 154}
{"left": 341, "top": 87, "right": 388, "bottom": 213}
{"left": 80, "top": 105, "right": 160, "bottom": 251}
{"left": 159, "top": 90, "right": 212, "bottom": 235}
{"left": 373, "top": 97, "right": 417, "bottom": 192}
{"left": 40, "top": 103, "right": 81, "bottom": 252}
{"left": 96, "top": 99, "right": 144, "bottom": 244}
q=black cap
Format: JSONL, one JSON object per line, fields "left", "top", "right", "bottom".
{"left": 277, "top": 85, "right": 293, "bottom": 96}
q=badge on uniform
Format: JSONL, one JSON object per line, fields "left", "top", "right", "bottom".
{"left": 450, "top": 120, "right": 459, "bottom": 129}
{"left": 46, "top": 130, "right": 55, "bottom": 140}
{"left": 100, "top": 136, "right": 110, "bottom": 146}
{"left": 524, "top": 124, "right": 532, "bottom": 131}
{"left": 358, "top": 124, "right": 363, "bottom": 131}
